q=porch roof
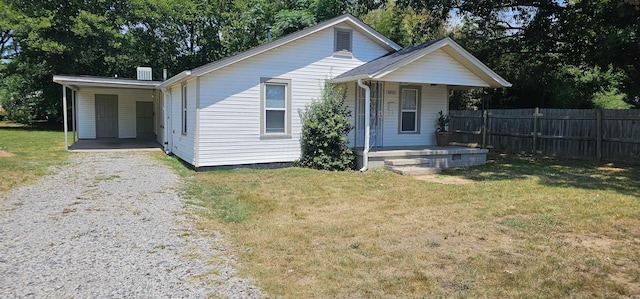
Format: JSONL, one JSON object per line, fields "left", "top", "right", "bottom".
{"left": 332, "top": 37, "right": 512, "bottom": 88}
{"left": 53, "top": 75, "right": 162, "bottom": 90}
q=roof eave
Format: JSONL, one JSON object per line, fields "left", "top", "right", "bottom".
{"left": 443, "top": 39, "right": 512, "bottom": 88}
{"left": 157, "top": 71, "right": 192, "bottom": 90}
{"left": 369, "top": 37, "right": 513, "bottom": 88}
{"left": 190, "top": 14, "right": 401, "bottom": 78}
{"left": 53, "top": 75, "right": 161, "bottom": 89}
{"left": 370, "top": 41, "right": 445, "bottom": 79}
{"left": 332, "top": 74, "right": 370, "bottom": 83}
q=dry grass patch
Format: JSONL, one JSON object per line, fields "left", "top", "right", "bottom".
{"left": 413, "top": 174, "right": 476, "bottom": 184}
{"left": 178, "top": 154, "right": 640, "bottom": 298}
{"left": 0, "top": 149, "right": 15, "bottom": 157}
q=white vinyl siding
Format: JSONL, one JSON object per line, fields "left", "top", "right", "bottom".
{"left": 167, "top": 80, "right": 197, "bottom": 165}
{"left": 75, "top": 88, "right": 154, "bottom": 139}
{"left": 261, "top": 78, "right": 292, "bottom": 136}
{"left": 381, "top": 49, "right": 489, "bottom": 87}
{"left": 196, "top": 25, "right": 389, "bottom": 167}
{"left": 380, "top": 83, "right": 448, "bottom": 146}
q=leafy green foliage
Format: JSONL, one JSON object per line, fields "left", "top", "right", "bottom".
{"left": 273, "top": 9, "right": 316, "bottom": 37}
{"left": 436, "top": 110, "right": 450, "bottom": 132}
{"left": 297, "top": 81, "right": 354, "bottom": 171}
{"left": 362, "top": 0, "right": 447, "bottom": 47}
{"left": 592, "top": 88, "right": 632, "bottom": 109}
{"left": 448, "top": 0, "right": 639, "bottom": 109}
{"left": 1, "top": 0, "right": 638, "bottom": 120}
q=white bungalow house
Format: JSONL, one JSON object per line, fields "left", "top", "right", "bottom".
{"left": 53, "top": 14, "right": 511, "bottom": 172}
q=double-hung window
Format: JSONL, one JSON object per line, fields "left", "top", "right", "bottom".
{"left": 261, "top": 78, "right": 291, "bottom": 137}
{"left": 399, "top": 87, "right": 420, "bottom": 133}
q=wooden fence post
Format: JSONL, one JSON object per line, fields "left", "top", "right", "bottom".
{"left": 596, "top": 109, "right": 602, "bottom": 161}
{"left": 482, "top": 110, "right": 488, "bottom": 149}
{"left": 532, "top": 107, "right": 539, "bottom": 153}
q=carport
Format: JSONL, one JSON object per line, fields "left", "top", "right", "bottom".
{"left": 53, "top": 75, "right": 164, "bottom": 150}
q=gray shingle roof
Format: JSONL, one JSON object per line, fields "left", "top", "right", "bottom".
{"left": 334, "top": 37, "right": 446, "bottom": 80}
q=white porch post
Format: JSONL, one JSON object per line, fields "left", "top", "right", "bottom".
{"left": 62, "top": 85, "right": 68, "bottom": 150}
{"left": 72, "top": 89, "right": 76, "bottom": 142}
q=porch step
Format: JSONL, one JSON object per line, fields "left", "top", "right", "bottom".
{"left": 384, "top": 158, "right": 432, "bottom": 167}
{"left": 386, "top": 165, "right": 442, "bottom": 175}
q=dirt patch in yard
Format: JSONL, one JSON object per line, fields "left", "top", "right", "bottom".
{"left": 565, "top": 233, "right": 619, "bottom": 251}
{"left": 413, "top": 174, "right": 476, "bottom": 184}
{"left": 0, "top": 149, "right": 14, "bottom": 157}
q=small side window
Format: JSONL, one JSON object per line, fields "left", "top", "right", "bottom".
{"left": 334, "top": 28, "right": 352, "bottom": 55}
{"left": 265, "top": 84, "right": 286, "bottom": 134}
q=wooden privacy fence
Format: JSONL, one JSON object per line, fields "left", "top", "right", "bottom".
{"left": 449, "top": 108, "right": 640, "bottom": 163}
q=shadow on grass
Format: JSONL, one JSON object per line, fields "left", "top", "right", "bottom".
{"left": 445, "top": 152, "right": 640, "bottom": 196}
{"left": 0, "top": 121, "right": 63, "bottom": 132}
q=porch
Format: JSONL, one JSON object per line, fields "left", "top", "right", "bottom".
{"left": 356, "top": 146, "right": 489, "bottom": 175}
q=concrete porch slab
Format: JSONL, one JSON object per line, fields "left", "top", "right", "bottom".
{"left": 69, "top": 138, "right": 162, "bottom": 151}
{"left": 355, "top": 146, "right": 489, "bottom": 170}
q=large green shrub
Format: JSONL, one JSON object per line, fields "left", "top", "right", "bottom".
{"left": 297, "top": 80, "right": 355, "bottom": 171}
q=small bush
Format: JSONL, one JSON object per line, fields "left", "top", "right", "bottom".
{"left": 297, "top": 80, "right": 355, "bottom": 171}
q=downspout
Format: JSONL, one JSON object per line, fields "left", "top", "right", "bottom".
{"left": 357, "top": 79, "right": 370, "bottom": 172}
{"left": 161, "top": 87, "right": 170, "bottom": 154}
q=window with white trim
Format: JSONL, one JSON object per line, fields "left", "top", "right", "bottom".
{"left": 261, "top": 78, "right": 292, "bottom": 136}
{"left": 400, "top": 87, "right": 420, "bottom": 133}
{"left": 181, "top": 84, "right": 187, "bottom": 135}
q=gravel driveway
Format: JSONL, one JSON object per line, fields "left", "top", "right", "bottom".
{"left": 0, "top": 152, "right": 262, "bottom": 298}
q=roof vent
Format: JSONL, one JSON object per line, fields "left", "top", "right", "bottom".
{"left": 136, "top": 67, "right": 152, "bottom": 81}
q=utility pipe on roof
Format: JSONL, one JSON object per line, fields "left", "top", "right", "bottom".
{"left": 357, "top": 79, "right": 370, "bottom": 172}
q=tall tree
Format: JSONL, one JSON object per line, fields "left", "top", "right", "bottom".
{"left": 445, "top": 0, "right": 639, "bottom": 108}
{"left": 363, "top": 0, "right": 447, "bottom": 47}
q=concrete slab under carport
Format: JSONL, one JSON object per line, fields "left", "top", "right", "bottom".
{"left": 69, "top": 138, "right": 162, "bottom": 151}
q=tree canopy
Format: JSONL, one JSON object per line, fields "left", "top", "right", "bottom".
{"left": 0, "top": 0, "right": 637, "bottom": 122}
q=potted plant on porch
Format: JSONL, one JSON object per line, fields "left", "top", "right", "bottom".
{"left": 435, "top": 110, "right": 452, "bottom": 146}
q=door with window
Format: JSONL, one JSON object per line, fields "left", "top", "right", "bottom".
{"left": 95, "top": 94, "right": 118, "bottom": 138}
{"left": 399, "top": 86, "right": 420, "bottom": 134}
{"left": 355, "top": 81, "right": 384, "bottom": 148}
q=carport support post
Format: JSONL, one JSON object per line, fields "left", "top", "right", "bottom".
{"left": 72, "top": 89, "right": 76, "bottom": 143}
{"left": 62, "top": 85, "right": 68, "bottom": 150}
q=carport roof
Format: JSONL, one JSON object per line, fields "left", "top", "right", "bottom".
{"left": 53, "top": 75, "right": 162, "bottom": 90}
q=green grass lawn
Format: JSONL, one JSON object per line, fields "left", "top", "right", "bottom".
{"left": 165, "top": 153, "right": 640, "bottom": 298}
{"left": 0, "top": 121, "right": 71, "bottom": 195}
{"left": 3, "top": 121, "right": 637, "bottom": 297}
